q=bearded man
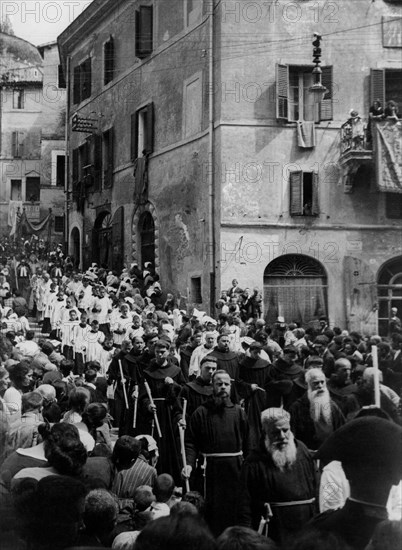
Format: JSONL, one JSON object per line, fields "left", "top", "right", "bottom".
{"left": 289, "top": 368, "right": 345, "bottom": 451}
{"left": 238, "top": 408, "right": 316, "bottom": 545}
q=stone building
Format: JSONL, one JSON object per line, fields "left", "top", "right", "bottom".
{"left": 0, "top": 33, "right": 66, "bottom": 243}
{"left": 58, "top": 0, "right": 402, "bottom": 335}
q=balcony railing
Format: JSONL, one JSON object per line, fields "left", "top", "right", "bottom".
{"left": 340, "top": 121, "right": 373, "bottom": 155}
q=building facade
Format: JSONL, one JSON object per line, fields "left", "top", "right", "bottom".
{"left": 58, "top": 0, "right": 402, "bottom": 335}
{"left": 0, "top": 33, "right": 66, "bottom": 244}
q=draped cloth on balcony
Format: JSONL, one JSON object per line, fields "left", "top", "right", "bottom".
{"left": 374, "top": 120, "right": 402, "bottom": 193}
{"left": 17, "top": 209, "right": 52, "bottom": 236}
{"left": 8, "top": 201, "right": 23, "bottom": 236}
{"left": 133, "top": 155, "right": 149, "bottom": 204}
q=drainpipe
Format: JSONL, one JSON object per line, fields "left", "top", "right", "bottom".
{"left": 208, "top": 2, "right": 216, "bottom": 315}
{"left": 64, "top": 55, "right": 70, "bottom": 262}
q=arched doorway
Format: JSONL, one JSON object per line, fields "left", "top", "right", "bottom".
{"left": 70, "top": 227, "right": 81, "bottom": 268}
{"left": 139, "top": 211, "right": 155, "bottom": 267}
{"left": 377, "top": 256, "right": 402, "bottom": 336}
{"left": 264, "top": 254, "right": 328, "bottom": 326}
{"left": 93, "top": 211, "right": 112, "bottom": 269}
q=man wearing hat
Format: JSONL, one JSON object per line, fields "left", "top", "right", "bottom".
{"left": 308, "top": 416, "right": 402, "bottom": 549}
{"left": 238, "top": 408, "right": 316, "bottom": 545}
{"left": 140, "top": 340, "right": 186, "bottom": 484}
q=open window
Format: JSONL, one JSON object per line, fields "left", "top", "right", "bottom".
{"left": 73, "top": 58, "right": 92, "bottom": 104}
{"left": 136, "top": 6, "right": 153, "bottom": 59}
{"left": 370, "top": 68, "right": 402, "bottom": 116}
{"left": 385, "top": 193, "right": 402, "bottom": 219}
{"left": 10, "top": 179, "right": 22, "bottom": 201}
{"left": 13, "top": 89, "right": 24, "bottom": 109}
{"left": 131, "top": 103, "right": 154, "bottom": 160}
{"left": 290, "top": 171, "right": 319, "bottom": 216}
{"left": 26, "top": 177, "right": 40, "bottom": 202}
{"left": 276, "top": 64, "right": 333, "bottom": 122}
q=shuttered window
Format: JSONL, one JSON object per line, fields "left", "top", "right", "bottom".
{"left": 136, "top": 6, "right": 153, "bottom": 59}
{"left": 290, "top": 171, "right": 319, "bottom": 216}
{"left": 370, "top": 69, "right": 385, "bottom": 108}
{"left": 103, "top": 128, "right": 114, "bottom": 188}
{"left": 104, "top": 37, "right": 115, "bottom": 85}
{"left": 11, "top": 131, "right": 25, "bottom": 158}
{"left": 93, "top": 134, "right": 103, "bottom": 192}
{"left": 131, "top": 102, "right": 154, "bottom": 160}
{"left": 72, "top": 148, "right": 79, "bottom": 183}
{"left": 276, "top": 64, "right": 333, "bottom": 122}
{"left": 370, "top": 69, "right": 402, "bottom": 115}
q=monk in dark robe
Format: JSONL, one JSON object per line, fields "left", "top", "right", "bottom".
{"left": 183, "top": 370, "right": 248, "bottom": 536}
{"left": 208, "top": 333, "right": 242, "bottom": 380}
{"left": 266, "top": 345, "right": 303, "bottom": 409}
{"left": 122, "top": 336, "right": 147, "bottom": 436}
{"left": 238, "top": 342, "right": 271, "bottom": 450}
{"left": 238, "top": 408, "right": 316, "bottom": 545}
{"left": 140, "top": 340, "right": 186, "bottom": 484}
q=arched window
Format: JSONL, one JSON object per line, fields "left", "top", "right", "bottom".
{"left": 139, "top": 212, "right": 155, "bottom": 267}
{"left": 377, "top": 256, "right": 402, "bottom": 336}
{"left": 264, "top": 254, "right": 327, "bottom": 326}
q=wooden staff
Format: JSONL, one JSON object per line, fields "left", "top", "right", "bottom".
{"left": 144, "top": 380, "right": 162, "bottom": 438}
{"left": 371, "top": 345, "right": 381, "bottom": 407}
{"left": 133, "top": 384, "right": 138, "bottom": 428}
{"left": 118, "top": 359, "right": 129, "bottom": 410}
{"left": 179, "top": 398, "right": 190, "bottom": 492}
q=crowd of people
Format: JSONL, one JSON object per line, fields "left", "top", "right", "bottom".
{"left": 0, "top": 258, "right": 401, "bottom": 550}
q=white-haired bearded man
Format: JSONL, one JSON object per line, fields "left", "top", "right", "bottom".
{"left": 238, "top": 408, "right": 316, "bottom": 545}
{"left": 289, "top": 368, "right": 345, "bottom": 451}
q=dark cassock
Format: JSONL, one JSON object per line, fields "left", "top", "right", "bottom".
{"left": 139, "top": 358, "right": 186, "bottom": 484}
{"left": 208, "top": 347, "right": 242, "bottom": 380}
{"left": 121, "top": 350, "right": 146, "bottom": 436}
{"left": 238, "top": 353, "right": 271, "bottom": 450}
{"left": 265, "top": 357, "right": 304, "bottom": 410}
{"left": 179, "top": 343, "right": 196, "bottom": 382}
{"left": 185, "top": 398, "right": 249, "bottom": 536}
{"left": 238, "top": 439, "right": 316, "bottom": 545}
{"left": 289, "top": 394, "right": 345, "bottom": 451}
{"left": 107, "top": 346, "right": 133, "bottom": 435}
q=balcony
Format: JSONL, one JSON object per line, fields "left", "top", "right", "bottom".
{"left": 339, "top": 122, "right": 373, "bottom": 193}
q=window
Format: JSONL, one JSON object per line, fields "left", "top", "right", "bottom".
{"left": 103, "top": 128, "right": 114, "bottom": 188}
{"left": 131, "top": 103, "right": 154, "bottom": 160}
{"left": 139, "top": 212, "right": 155, "bottom": 266}
{"left": 13, "top": 89, "right": 24, "bottom": 109}
{"left": 10, "top": 180, "right": 22, "bottom": 200}
{"left": 370, "top": 69, "right": 402, "bottom": 116}
{"left": 58, "top": 64, "right": 66, "bottom": 89}
{"left": 289, "top": 171, "right": 319, "bottom": 216}
{"left": 136, "top": 6, "right": 153, "bottom": 59}
{"left": 104, "top": 37, "right": 115, "bottom": 85}
{"left": 73, "top": 58, "right": 92, "bottom": 104}
{"left": 11, "top": 131, "right": 25, "bottom": 158}
{"left": 385, "top": 193, "right": 402, "bottom": 219}
{"left": 277, "top": 64, "right": 333, "bottom": 122}
{"left": 26, "top": 177, "right": 40, "bottom": 201}
{"left": 54, "top": 216, "right": 65, "bottom": 233}
{"left": 191, "top": 277, "right": 202, "bottom": 303}
{"left": 72, "top": 148, "right": 79, "bottom": 183}
{"left": 79, "top": 142, "right": 90, "bottom": 181}
{"left": 183, "top": 73, "right": 202, "bottom": 138}
{"left": 56, "top": 155, "right": 65, "bottom": 186}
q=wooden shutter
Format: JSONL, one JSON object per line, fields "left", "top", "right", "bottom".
{"left": 108, "top": 127, "right": 114, "bottom": 173}
{"left": 12, "top": 131, "right": 18, "bottom": 157}
{"left": 112, "top": 206, "right": 124, "bottom": 272}
{"left": 17, "top": 132, "right": 25, "bottom": 158}
{"left": 136, "top": 6, "right": 154, "bottom": 59}
{"left": 312, "top": 172, "right": 319, "bottom": 215}
{"left": 73, "top": 65, "right": 80, "bottom": 104}
{"left": 276, "top": 64, "right": 289, "bottom": 120}
{"left": 131, "top": 112, "right": 139, "bottom": 161}
{"left": 104, "top": 37, "right": 115, "bottom": 85}
{"left": 290, "top": 171, "right": 303, "bottom": 215}
{"left": 145, "top": 102, "right": 154, "bottom": 154}
{"left": 81, "top": 59, "right": 92, "bottom": 100}
{"left": 72, "top": 148, "right": 79, "bottom": 183}
{"left": 370, "top": 69, "right": 385, "bottom": 107}
{"left": 385, "top": 193, "right": 402, "bottom": 219}
{"left": 320, "top": 66, "right": 333, "bottom": 121}
{"left": 93, "top": 134, "right": 102, "bottom": 191}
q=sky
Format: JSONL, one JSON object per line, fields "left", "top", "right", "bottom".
{"left": 2, "top": 0, "right": 93, "bottom": 45}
